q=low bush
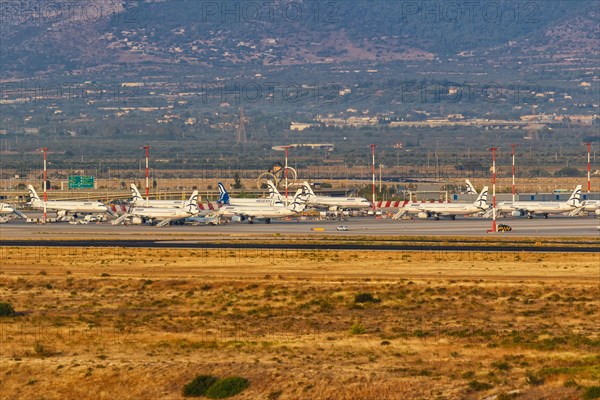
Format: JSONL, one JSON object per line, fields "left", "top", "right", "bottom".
{"left": 584, "top": 386, "right": 600, "bottom": 400}
{"left": 182, "top": 375, "right": 219, "bottom": 397}
{"left": 525, "top": 371, "right": 545, "bottom": 386}
{"left": 350, "top": 322, "right": 365, "bottom": 335}
{"left": 205, "top": 377, "right": 249, "bottom": 399}
{"left": 354, "top": 293, "right": 381, "bottom": 303}
{"left": 0, "top": 302, "right": 15, "bottom": 317}
{"left": 468, "top": 380, "right": 493, "bottom": 391}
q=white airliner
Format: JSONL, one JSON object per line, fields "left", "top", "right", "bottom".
{"left": 496, "top": 185, "right": 582, "bottom": 219}
{"left": 130, "top": 184, "right": 187, "bottom": 208}
{"left": 269, "top": 181, "right": 371, "bottom": 211}
{"left": 465, "top": 179, "right": 477, "bottom": 194}
{"left": 218, "top": 188, "right": 306, "bottom": 224}
{"left": 579, "top": 199, "right": 600, "bottom": 216}
{"left": 113, "top": 191, "right": 199, "bottom": 227}
{"left": 0, "top": 203, "right": 27, "bottom": 219}
{"left": 217, "top": 182, "right": 282, "bottom": 207}
{"left": 396, "top": 186, "right": 489, "bottom": 220}
{"left": 28, "top": 185, "right": 116, "bottom": 220}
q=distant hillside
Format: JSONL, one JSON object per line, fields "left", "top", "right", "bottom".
{"left": 1, "top": 0, "right": 598, "bottom": 77}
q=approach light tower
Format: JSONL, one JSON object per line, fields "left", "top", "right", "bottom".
{"left": 511, "top": 144, "right": 517, "bottom": 202}
{"left": 142, "top": 145, "right": 151, "bottom": 206}
{"left": 586, "top": 143, "right": 591, "bottom": 193}
{"left": 488, "top": 147, "right": 498, "bottom": 233}
{"left": 283, "top": 145, "right": 291, "bottom": 205}
{"left": 369, "top": 144, "right": 377, "bottom": 211}
{"left": 40, "top": 147, "right": 48, "bottom": 223}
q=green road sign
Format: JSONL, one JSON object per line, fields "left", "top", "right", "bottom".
{"left": 68, "top": 176, "right": 94, "bottom": 189}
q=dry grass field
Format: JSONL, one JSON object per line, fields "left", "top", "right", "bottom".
{"left": 0, "top": 246, "right": 598, "bottom": 399}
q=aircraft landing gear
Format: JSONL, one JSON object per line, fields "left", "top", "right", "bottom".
{"left": 434, "top": 216, "right": 440, "bottom": 221}
{"left": 248, "top": 218, "right": 254, "bottom": 224}
{"left": 543, "top": 213, "right": 549, "bottom": 219}
{"left": 265, "top": 218, "right": 271, "bottom": 224}
{"left": 450, "top": 215, "right": 456, "bottom": 220}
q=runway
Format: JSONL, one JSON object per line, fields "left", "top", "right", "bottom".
{"left": 1, "top": 215, "right": 598, "bottom": 241}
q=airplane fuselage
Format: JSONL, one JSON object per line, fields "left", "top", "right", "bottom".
{"left": 131, "top": 199, "right": 186, "bottom": 208}
{"left": 0, "top": 203, "right": 16, "bottom": 214}
{"left": 226, "top": 198, "right": 284, "bottom": 207}
{"left": 497, "top": 201, "right": 575, "bottom": 215}
{"left": 129, "top": 206, "right": 197, "bottom": 220}
{"left": 307, "top": 196, "right": 372, "bottom": 209}
{"left": 218, "top": 205, "right": 298, "bottom": 219}
{"left": 32, "top": 201, "right": 109, "bottom": 214}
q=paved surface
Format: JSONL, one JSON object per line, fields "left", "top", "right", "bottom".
{"left": 1, "top": 215, "right": 598, "bottom": 239}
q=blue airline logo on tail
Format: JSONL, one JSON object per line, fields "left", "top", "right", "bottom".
{"left": 217, "top": 182, "right": 230, "bottom": 205}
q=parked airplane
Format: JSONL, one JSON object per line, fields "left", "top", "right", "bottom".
{"left": 268, "top": 181, "right": 371, "bottom": 211}
{"left": 217, "top": 182, "right": 282, "bottom": 207}
{"left": 218, "top": 188, "right": 306, "bottom": 224}
{"left": 465, "top": 179, "right": 477, "bottom": 195}
{"left": 0, "top": 203, "right": 27, "bottom": 219}
{"left": 395, "top": 186, "right": 489, "bottom": 220}
{"left": 28, "top": 185, "right": 116, "bottom": 220}
{"left": 496, "top": 185, "right": 582, "bottom": 219}
{"left": 130, "top": 184, "right": 187, "bottom": 208}
{"left": 112, "top": 190, "right": 199, "bottom": 227}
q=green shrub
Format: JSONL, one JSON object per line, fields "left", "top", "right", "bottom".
{"left": 0, "top": 302, "right": 15, "bottom": 317}
{"left": 354, "top": 293, "right": 380, "bottom": 303}
{"left": 205, "top": 377, "right": 249, "bottom": 399}
{"left": 182, "top": 375, "right": 219, "bottom": 397}
{"left": 584, "top": 386, "right": 600, "bottom": 400}
{"left": 468, "top": 380, "right": 493, "bottom": 391}
{"left": 350, "top": 322, "right": 365, "bottom": 335}
{"left": 492, "top": 361, "right": 511, "bottom": 371}
{"left": 525, "top": 371, "right": 545, "bottom": 386}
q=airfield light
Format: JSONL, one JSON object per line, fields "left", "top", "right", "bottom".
{"left": 488, "top": 147, "right": 498, "bottom": 233}
{"left": 370, "top": 144, "right": 377, "bottom": 210}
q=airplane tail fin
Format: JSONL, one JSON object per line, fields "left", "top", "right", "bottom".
{"left": 302, "top": 181, "right": 315, "bottom": 196}
{"left": 27, "top": 185, "right": 42, "bottom": 205}
{"left": 290, "top": 189, "right": 307, "bottom": 212}
{"left": 267, "top": 180, "right": 281, "bottom": 199}
{"left": 566, "top": 185, "right": 582, "bottom": 207}
{"left": 474, "top": 186, "right": 489, "bottom": 209}
{"left": 184, "top": 190, "right": 200, "bottom": 214}
{"left": 217, "top": 183, "right": 230, "bottom": 205}
{"left": 130, "top": 184, "right": 143, "bottom": 204}
{"left": 465, "top": 179, "right": 477, "bottom": 194}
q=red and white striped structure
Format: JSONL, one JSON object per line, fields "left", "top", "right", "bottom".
{"left": 586, "top": 143, "right": 591, "bottom": 193}
{"left": 40, "top": 147, "right": 48, "bottom": 223}
{"left": 488, "top": 147, "right": 498, "bottom": 233}
{"left": 142, "top": 145, "right": 151, "bottom": 206}
{"left": 511, "top": 144, "right": 517, "bottom": 202}
{"left": 369, "top": 144, "right": 377, "bottom": 210}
